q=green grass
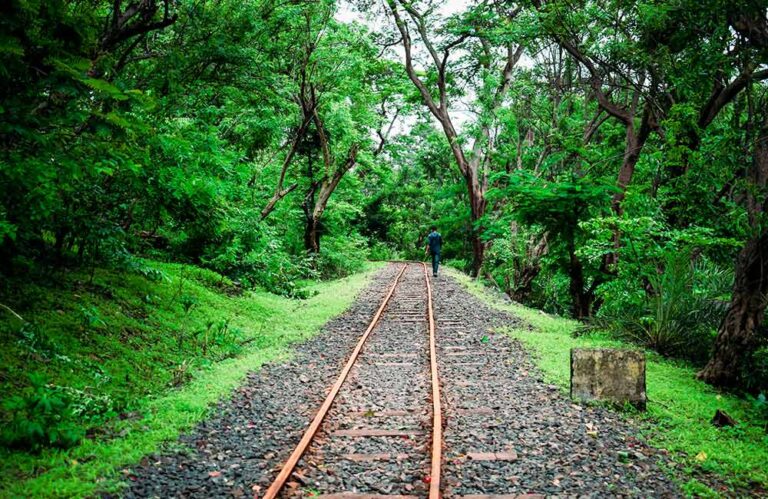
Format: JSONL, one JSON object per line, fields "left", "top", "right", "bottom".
{"left": 0, "top": 260, "right": 384, "bottom": 498}
{"left": 446, "top": 268, "right": 768, "bottom": 497}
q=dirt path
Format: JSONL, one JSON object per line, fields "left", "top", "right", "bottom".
{"left": 125, "top": 263, "right": 679, "bottom": 498}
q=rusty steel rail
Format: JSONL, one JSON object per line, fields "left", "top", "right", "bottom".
{"left": 423, "top": 262, "right": 442, "bottom": 499}
{"left": 263, "top": 264, "right": 408, "bottom": 499}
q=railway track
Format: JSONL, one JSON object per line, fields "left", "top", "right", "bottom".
{"left": 127, "top": 261, "right": 680, "bottom": 497}
{"left": 264, "top": 262, "right": 443, "bottom": 498}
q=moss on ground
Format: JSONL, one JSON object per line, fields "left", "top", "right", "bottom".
{"left": 446, "top": 268, "right": 768, "bottom": 498}
{"left": 0, "top": 260, "right": 384, "bottom": 497}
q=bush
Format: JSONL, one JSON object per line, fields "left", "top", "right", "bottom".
{"left": 529, "top": 269, "right": 573, "bottom": 316}
{"left": 312, "top": 234, "right": 368, "bottom": 279}
{"left": 590, "top": 252, "right": 730, "bottom": 363}
{"left": 201, "top": 224, "right": 315, "bottom": 298}
{"left": 746, "top": 344, "right": 768, "bottom": 395}
{"left": 246, "top": 248, "right": 316, "bottom": 298}
{"left": 1, "top": 374, "right": 85, "bottom": 452}
{"left": 444, "top": 258, "right": 469, "bottom": 272}
{"left": 368, "top": 241, "right": 400, "bottom": 261}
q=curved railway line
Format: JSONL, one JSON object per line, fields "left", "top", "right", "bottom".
{"left": 264, "top": 262, "right": 443, "bottom": 499}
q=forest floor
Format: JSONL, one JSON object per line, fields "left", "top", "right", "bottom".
{"left": 2, "top": 262, "right": 767, "bottom": 497}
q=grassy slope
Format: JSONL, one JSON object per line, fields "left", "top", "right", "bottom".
{"left": 446, "top": 268, "right": 768, "bottom": 497}
{"left": 0, "top": 260, "right": 384, "bottom": 498}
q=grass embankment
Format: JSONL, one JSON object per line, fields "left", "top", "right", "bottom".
{"left": 446, "top": 268, "right": 768, "bottom": 497}
{"left": 0, "top": 260, "right": 383, "bottom": 498}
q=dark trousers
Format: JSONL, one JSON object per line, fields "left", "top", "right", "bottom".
{"left": 431, "top": 252, "right": 440, "bottom": 275}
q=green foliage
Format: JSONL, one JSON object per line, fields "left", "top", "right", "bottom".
{"left": 1, "top": 0, "right": 767, "bottom": 491}
{"left": 0, "top": 0, "right": 380, "bottom": 296}
{"left": 747, "top": 347, "right": 768, "bottom": 397}
{"left": 489, "top": 172, "right": 616, "bottom": 237}
{"left": 590, "top": 252, "right": 731, "bottom": 363}
{"left": 0, "top": 261, "right": 256, "bottom": 457}
{"left": 311, "top": 234, "right": 369, "bottom": 279}
{"left": 200, "top": 222, "right": 316, "bottom": 298}
{"left": 1, "top": 374, "right": 85, "bottom": 452}
{"left": 368, "top": 241, "right": 401, "bottom": 261}
{"left": 0, "top": 260, "right": 383, "bottom": 496}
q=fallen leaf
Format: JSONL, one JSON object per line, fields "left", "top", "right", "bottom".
{"left": 208, "top": 471, "right": 222, "bottom": 478}
{"left": 695, "top": 451, "right": 707, "bottom": 462}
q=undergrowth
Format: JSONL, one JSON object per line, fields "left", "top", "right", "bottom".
{"left": 0, "top": 259, "right": 383, "bottom": 497}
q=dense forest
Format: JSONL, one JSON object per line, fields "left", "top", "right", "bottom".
{"left": 1, "top": 0, "right": 768, "bottom": 485}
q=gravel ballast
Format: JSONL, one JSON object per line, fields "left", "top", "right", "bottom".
{"left": 125, "top": 263, "right": 679, "bottom": 498}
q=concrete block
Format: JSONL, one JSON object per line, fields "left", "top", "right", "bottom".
{"left": 570, "top": 348, "right": 646, "bottom": 410}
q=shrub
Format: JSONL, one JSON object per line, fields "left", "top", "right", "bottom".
{"left": 590, "top": 252, "right": 730, "bottom": 363}
{"left": 246, "top": 248, "right": 316, "bottom": 298}
{"left": 746, "top": 344, "right": 768, "bottom": 395}
{"left": 1, "top": 374, "right": 85, "bottom": 451}
{"left": 201, "top": 225, "right": 315, "bottom": 298}
{"left": 312, "top": 234, "right": 368, "bottom": 279}
{"left": 444, "top": 258, "right": 469, "bottom": 272}
{"left": 14, "top": 322, "right": 58, "bottom": 360}
{"left": 368, "top": 241, "right": 400, "bottom": 261}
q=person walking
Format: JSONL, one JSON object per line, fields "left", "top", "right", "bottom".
{"left": 425, "top": 225, "right": 442, "bottom": 277}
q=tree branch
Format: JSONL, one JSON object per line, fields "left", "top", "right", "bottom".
{"left": 385, "top": 0, "right": 443, "bottom": 118}
{"left": 699, "top": 68, "right": 768, "bottom": 129}
{"left": 555, "top": 36, "right": 632, "bottom": 124}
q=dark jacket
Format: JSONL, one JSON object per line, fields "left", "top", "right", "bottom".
{"left": 427, "top": 231, "right": 442, "bottom": 254}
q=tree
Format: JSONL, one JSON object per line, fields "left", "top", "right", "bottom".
{"left": 257, "top": 2, "right": 377, "bottom": 253}
{"left": 534, "top": 0, "right": 661, "bottom": 270}
{"left": 383, "top": 0, "right": 525, "bottom": 275}
{"left": 698, "top": 90, "right": 768, "bottom": 388}
{"left": 0, "top": 0, "right": 178, "bottom": 265}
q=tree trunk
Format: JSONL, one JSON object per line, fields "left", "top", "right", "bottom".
{"left": 569, "top": 250, "right": 592, "bottom": 319}
{"left": 604, "top": 106, "right": 653, "bottom": 267}
{"left": 467, "top": 164, "right": 487, "bottom": 276}
{"left": 698, "top": 110, "right": 768, "bottom": 388}
{"left": 304, "top": 215, "right": 321, "bottom": 253}
{"left": 697, "top": 231, "right": 768, "bottom": 387}
{"left": 469, "top": 213, "right": 485, "bottom": 277}
{"left": 510, "top": 230, "right": 548, "bottom": 302}
{"left": 301, "top": 143, "right": 359, "bottom": 255}
{"left": 511, "top": 263, "right": 541, "bottom": 302}
{"left": 564, "top": 217, "right": 593, "bottom": 319}
{"left": 302, "top": 191, "right": 322, "bottom": 254}
{"left": 302, "top": 147, "right": 319, "bottom": 254}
